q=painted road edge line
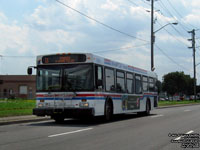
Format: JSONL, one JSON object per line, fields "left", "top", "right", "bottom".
{"left": 48, "top": 128, "right": 93, "bottom": 138}
{"left": 174, "top": 130, "right": 194, "bottom": 141}
{"left": 184, "top": 110, "right": 191, "bottom": 112}
{"left": 151, "top": 114, "right": 164, "bottom": 118}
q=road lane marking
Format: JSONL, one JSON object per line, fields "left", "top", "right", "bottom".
{"left": 184, "top": 109, "right": 191, "bottom": 112}
{"left": 151, "top": 114, "right": 164, "bottom": 118}
{"left": 174, "top": 130, "right": 194, "bottom": 140}
{"left": 48, "top": 128, "right": 93, "bottom": 138}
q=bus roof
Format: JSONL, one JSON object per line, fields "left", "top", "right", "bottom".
{"left": 36, "top": 53, "right": 157, "bottom": 78}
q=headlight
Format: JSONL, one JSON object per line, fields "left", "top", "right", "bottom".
{"left": 79, "top": 102, "right": 89, "bottom": 107}
{"left": 38, "top": 103, "right": 44, "bottom": 108}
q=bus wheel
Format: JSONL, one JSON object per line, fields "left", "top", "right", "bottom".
{"left": 145, "top": 100, "right": 150, "bottom": 115}
{"left": 137, "top": 100, "right": 150, "bottom": 116}
{"left": 104, "top": 100, "right": 113, "bottom": 121}
{"left": 53, "top": 115, "right": 65, "bottom": 123}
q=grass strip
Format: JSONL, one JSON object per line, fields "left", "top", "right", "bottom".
{"left": 0, "top": 109, "right": 33, "bottom": 117}
{"left": 0, "top": 99, "right": 35, "bottom": 117}
{"left": 1, "top": 99, "right": 200, "bottom": 117}
{"left": 158, "top": 100, "right": 200, "bottom": 106}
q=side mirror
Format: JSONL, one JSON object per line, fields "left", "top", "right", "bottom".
{"left": 27, "top": 68, "right": 32, "bottom": 75}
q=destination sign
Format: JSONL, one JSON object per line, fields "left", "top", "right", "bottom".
{"left": 42, "top": 54, "right": 86, "bottom": 64}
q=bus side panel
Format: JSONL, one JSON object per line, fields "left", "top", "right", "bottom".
{"left": 94, "top": 99, "right": 105, "bottom": 116}
{"left": 112, "top": 95, "right": 148, "bottom": 114}
{"left": 150, "top": 97, "right": 154, "bottom": 110}
{"left": 138, "top": 97, "right": 146, "bottom": 112}
{"left": 113, "top": 100, "right": 123, "bottom": 114}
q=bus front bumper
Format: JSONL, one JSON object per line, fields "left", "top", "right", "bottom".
{"left": 33, "top": 108, "right": 95, "bottom": 118}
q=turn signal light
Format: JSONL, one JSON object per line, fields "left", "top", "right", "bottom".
{"left": 81, "top": 99, "right": 87, "bottom": 102}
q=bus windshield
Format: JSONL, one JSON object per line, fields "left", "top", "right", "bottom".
{"left": 37, "top": 64, "right": 93, "bottom": 92}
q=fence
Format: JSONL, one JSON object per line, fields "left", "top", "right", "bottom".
{"left": 0, "top": 92, "right": 35, "bottom": 100}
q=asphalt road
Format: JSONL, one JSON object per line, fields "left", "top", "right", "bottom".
{"left": 0, "top": 105, "right": 200, "bottom": 150}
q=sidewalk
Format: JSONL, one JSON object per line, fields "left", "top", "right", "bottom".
{"left": 0, "top": 115, "right": 50, "bottom": 125}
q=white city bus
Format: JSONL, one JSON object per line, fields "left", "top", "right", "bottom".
{"left": 28, "top": 53, "right": 158, "bottom": 122}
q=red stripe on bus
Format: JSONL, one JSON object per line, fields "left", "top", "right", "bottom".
{"left": 37, "top": 94, "right": 44, "bottom": 97}
{"left": 77, "top": 94, "right": 121, "bottom": 98}
{"left": 143, "top": 93, "right": 157, "bottom": 96}
{"left": 37, "top": 93, "right": 122, "bottom": 98}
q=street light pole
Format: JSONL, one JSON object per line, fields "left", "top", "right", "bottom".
{"left": 154, "top": 23, "right": 178, "bottom": 33}
{"left": 151, "top": 0, "right": 154, "bottom": 71}
{"left": 149, "top": 0, "right": 178, "bottom": 72}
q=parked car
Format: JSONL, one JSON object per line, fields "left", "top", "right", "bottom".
{"left": 179, "top": 96, "right": 184, "bottom": 101}
{"left": 190, "top": 95, "right": 195, "bottom": 100}
{"left": 160, "top": 98, "right": 165, "bottom": 101}
{"left": 185, "top": 96, "right": 190, "bottom": 100}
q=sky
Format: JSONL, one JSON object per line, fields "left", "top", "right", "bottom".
{"left": 0, "top": 0, "right": 200, "bottom": 83}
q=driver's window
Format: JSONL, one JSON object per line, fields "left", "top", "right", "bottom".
{"left": 95, "top": 65, "right": 103, "bottom": 90}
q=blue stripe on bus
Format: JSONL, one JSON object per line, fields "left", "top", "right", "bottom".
{"left": 36, "top": 95, "right": 156, "bottom": 101}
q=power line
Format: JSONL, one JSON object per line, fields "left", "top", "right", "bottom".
{"left": 158, "top": 0, "right": 189, "bottom": 32}
{"left": 156, "top": 21, "right": 190, "bottom": 47}
{"left": 128, "top": 0, "right": 160, "bottom": 15}
{"left": 93, "top": 43, "right": 150, "bottom": 53}
{"left": 166, "top": 0, "right": 198, "bottom": 30}
{"left": 141, "top": 0, "right": 151, "bottom": 6}
{"left": 55, "top": 0, "right": 148, "bottom": 42}
{"left": 155, "top": 7, "right": 189, "bottom": 44}
{"left": 196, "top": 50, "right": 200, "bottom": 58}
{"left": 127, "top": 0, "right": 151, "bottom": 14}
{"left": 141, "top": 0, "right": 160, "bottom": 10}
{"left": 155, "top": 44, "right": 191, "bottom": 72}
{"left": 1, "top": 43, "right": 150, "bottom": 57}
{"left": 127, "top": 0, "right": 138, "bottom": 7}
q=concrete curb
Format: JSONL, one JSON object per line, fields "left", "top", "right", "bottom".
{"left": 0, "top": 115, "right": 50, "bottom": 126}
{"left": 157, "top": 103, "right": 200, "bottom": 109}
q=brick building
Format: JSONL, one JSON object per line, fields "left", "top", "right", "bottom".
{"left": 0, "top": 75, "right": 36, "bottom": 99}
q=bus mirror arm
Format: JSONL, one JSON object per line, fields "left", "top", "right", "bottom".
{"left": 27, "top": 66, "right": 37, "bottom": 75}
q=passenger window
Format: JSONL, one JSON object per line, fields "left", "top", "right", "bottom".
{"left": 142, "top": 76, "right": 148, "bottom": 92}
{"left": 135, "top": 74, "right": 142, "bottom": 94}
{"left": 105, "top": 68, "right": 115, "bottom": 92}
{"left": 149, "top": 77, "right": 155, "bottom": 92}
{"left": 126, "top": 73, "right": 134, "bottom": 94}
{"left": 116, "top": 71, "right": 125, "bottom": 93}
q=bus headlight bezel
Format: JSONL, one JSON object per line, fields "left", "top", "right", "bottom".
{"left": 79, "top": 102, "right": 89, "bottom": 107}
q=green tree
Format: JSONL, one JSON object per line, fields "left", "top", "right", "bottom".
{"left": 184, "top": 74, "right": 194, "bottom": 95}
{"left": 162, "top": 71, "right": 193, "bottom": 96}
{"left": 156, "top": 80, "right": 162, "bottom": 94}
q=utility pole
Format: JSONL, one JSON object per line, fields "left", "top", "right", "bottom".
{"left": 0, "top": 55, "right": 2, "bottom": 75}
{"left": 151, "top": 0, "right": 155, "bottom": 71}
{"left": 188, "top": 29, "right": 196, "bottom": 101}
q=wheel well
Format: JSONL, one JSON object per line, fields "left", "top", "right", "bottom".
{"left": 105, "top": 97, "right": 113, "bottom": 111}
{"left": 147, "top": 98, "right": 151, "bottom": 110}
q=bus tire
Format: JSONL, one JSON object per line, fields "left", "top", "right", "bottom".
{"left": 137, "top": 99, "right": 151, "bottom": 116}
{"left": 53, "top": 115, "right": 65, "bottom": 123}
{"left": 144, "top": 99, "right": 151, "bottom": 116}
{"left": 104, "top": 100, "right": 113, "bottom": 121}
